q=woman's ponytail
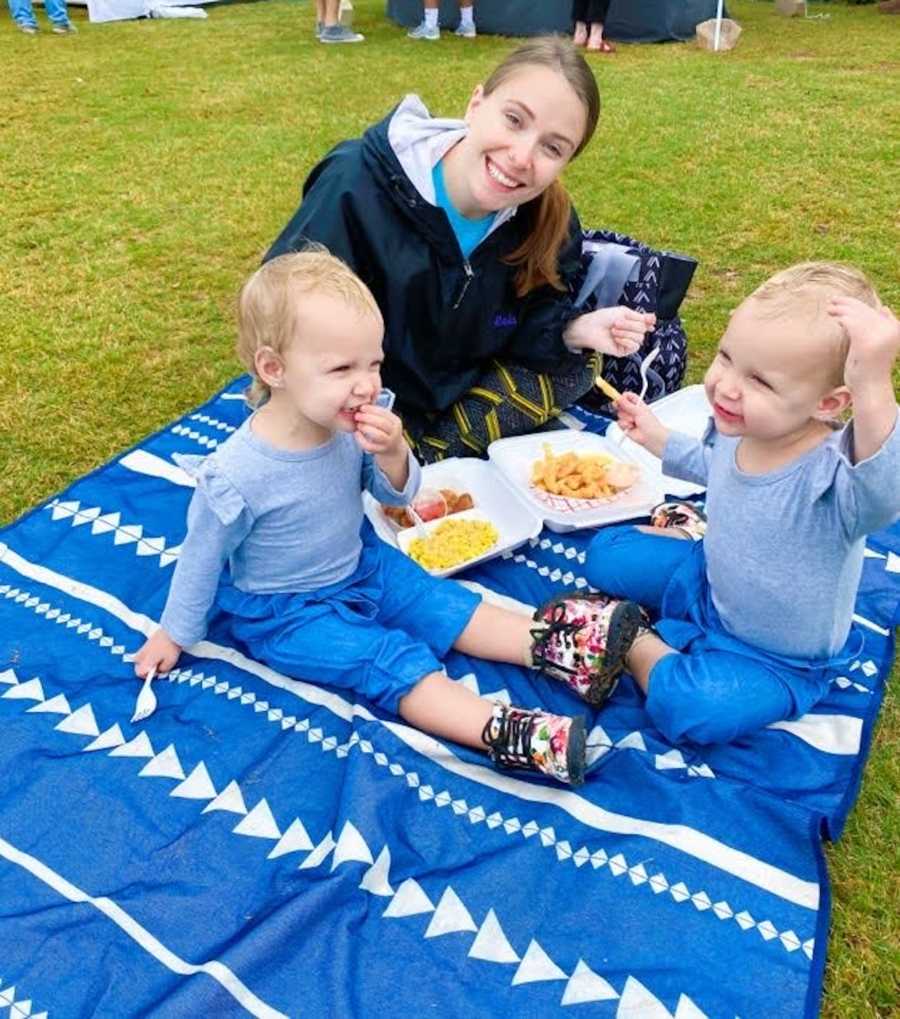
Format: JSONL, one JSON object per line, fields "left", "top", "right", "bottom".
{"left": 505, "top": 179, "right": 572, "bottom": 297}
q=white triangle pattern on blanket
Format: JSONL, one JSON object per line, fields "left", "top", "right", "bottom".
{"left": 1, "top": 661, "right": 815, "bottom": 965}
{"left": 352, "top": 845, "right": 392, "bottom": 899}
{"left": 331, "top": 821, "right": 373, "bottom": 870}
{"left": 268, "top": 818, "right": 314, "bottom": 859}
{"left": 3, "top": 646, "right": 804, "bottom": 1015}
{"left": 44, "top": 497, "right": 180, "bottom": 568}
{"left": 0, "top": 980, "right": 47, "bottom": 1019}
{"left": 424, "top": 886, "right": 477, "bottom": 938}
{"left": 511, "top": 939, "right": 568, "bottom": 985}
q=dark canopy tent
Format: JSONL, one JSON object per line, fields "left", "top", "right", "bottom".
{"left": 386, "top": 0, "right": 725, "bottom": 42}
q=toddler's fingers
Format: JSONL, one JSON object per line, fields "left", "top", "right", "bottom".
{"left": 615, "top": 391, "right": 642, "bottom": 412}
{"left": 827, "top": 296, "right": 861, "bottom": 316}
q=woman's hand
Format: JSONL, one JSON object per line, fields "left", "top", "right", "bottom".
{"left": 354, "top": 405, "right": 410, "bottom": 490}
{"left": 615, "top": 392, "right": 670, "bottom": 459}
{"left": 564, "top": 306, "right": 657, "bottom": 356}
{"left": 134, "top": 629, "right": 182, "bottom": 678}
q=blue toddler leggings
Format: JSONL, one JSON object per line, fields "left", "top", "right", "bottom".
{"left": 585, "top": 525, "right": 815, "bottom": 746}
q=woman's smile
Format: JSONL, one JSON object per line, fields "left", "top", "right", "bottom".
{"left": 485, "top": 156, "right": 524, "bottom": 191}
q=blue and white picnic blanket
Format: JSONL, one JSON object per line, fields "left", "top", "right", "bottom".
{"left": 1, "top": 379, "right": 897, "bottom": 1019}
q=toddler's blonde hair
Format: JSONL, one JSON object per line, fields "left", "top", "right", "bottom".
{"left": 749, "top": 262, "right": 880, "bottom": 387}
{"left": 237, "top": 247, "right": 383, "bottom": 407}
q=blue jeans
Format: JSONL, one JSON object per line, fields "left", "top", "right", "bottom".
{"left": 8, "top": 0, "right": 69, "bottom": 27}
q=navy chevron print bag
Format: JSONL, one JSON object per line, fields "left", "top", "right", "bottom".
{"left": 575, "top": 229, "right": 698, "bottom": 415}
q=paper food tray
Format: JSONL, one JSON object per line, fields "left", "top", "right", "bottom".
{"left": 487, "top": 431, "right": 665, "bottom": 534}
{"left": 362, "top": 458, "right": 542, "bottom": 577}
{"left": 606, "top": 385, "right": 712, "bottom": 499}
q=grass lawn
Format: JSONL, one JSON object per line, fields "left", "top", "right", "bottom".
{"left": 2, "top": 0, "right": 898, "bottom": 1012}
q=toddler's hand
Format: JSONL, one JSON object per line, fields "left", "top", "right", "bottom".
{"left": 134, "top": 629, "right": 182, "bottom": 679}
{"left": 829, "top": 297, "right": 900, "bottom": 391}
{"left": 615, "top": 392, "right": 669, "bottom": 458}
{"left": 353, "top": 404, "right": 405, "bottom": 457}
{"left": 564, "top": 306, "right": 657, "bottom": 357}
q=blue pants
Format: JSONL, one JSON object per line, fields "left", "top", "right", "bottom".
{"left": 218, "top": 538, "right": 481, "bottom": 715}
{"left": 585, "top": 526, "right": 833, "bottom": 746}
{"left": 8, "top": 0, "right": 69, "bottom": 27}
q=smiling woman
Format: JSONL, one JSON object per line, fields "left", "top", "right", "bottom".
{"left": 266, "top": 37, "right": 656, "bottom": 463}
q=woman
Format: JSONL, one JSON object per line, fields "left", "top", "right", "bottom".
{"left": 266, "top": 38, "right": 653, "bottom": 462}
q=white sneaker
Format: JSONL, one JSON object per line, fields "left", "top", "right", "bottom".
{"left": 407, "top": 20, "right": 440, "bottom": 40}
{"left": 454, "top": 22, "right": 476, "bottom": 37}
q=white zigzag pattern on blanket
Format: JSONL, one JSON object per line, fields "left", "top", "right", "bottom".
{"left": 3, "top": 666, "right": 735, "bottom": 1015}
{"left": 0, "top": 587, "right": 826, "bottom": 956}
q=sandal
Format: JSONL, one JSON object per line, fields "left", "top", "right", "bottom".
{"left": 588, "top": 38, "right": 616, "bottom": 53}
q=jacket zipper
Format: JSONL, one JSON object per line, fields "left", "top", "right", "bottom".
{"left": 453, "top": 260, "right": 474, "bottom": 310}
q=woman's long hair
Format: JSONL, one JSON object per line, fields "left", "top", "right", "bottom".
{"left": 482, "top": 37, "right": 600, "bottom": 296}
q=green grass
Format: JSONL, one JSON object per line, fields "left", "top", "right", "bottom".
{"left": 2, "top": 0, "right": 898, "bottom": 1012}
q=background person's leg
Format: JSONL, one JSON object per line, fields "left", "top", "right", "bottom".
{"left": 586, "top": 0, "right": 613, "bottom": 50}
{"left": 408, "top": 0, "right": 440, "bottom": 39}
{"left": 571, "top": 0, "right": 589, "bottom": 44}
{"left": 8, "top": 0, "right": 39, "bottom": 29}
{"left": 43, "top": 0, "right": 70, "bottom": 27}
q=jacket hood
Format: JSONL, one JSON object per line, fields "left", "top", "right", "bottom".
{"left": 362, "top": 94, "right": 516, "bottom": 233}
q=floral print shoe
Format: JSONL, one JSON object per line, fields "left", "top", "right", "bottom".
{"left": 649, "top": 501, "right": 707, "bottom": 541}
{"left": 530, "top": 592, "right": 645, "bottom": 706}
{"left": 482, "top": 704, "right": 587, "bottom": 786}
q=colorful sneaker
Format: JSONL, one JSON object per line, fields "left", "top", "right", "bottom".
{"left": 531, "top": 592, "right": 645, "bottom": 706}
{"left": 649, "top": 501, "right": 707, "bottom": 541}
{"left": 482, "top": 703, "right": 586, "bottom": 786}
{"left": 407, "top": 20, "right": 440, "bottom": 40}
{"left": 454, "top": 21, "right": 476, "bottom": 37}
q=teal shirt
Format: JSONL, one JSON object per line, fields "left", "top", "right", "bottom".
{"left": 432, "top": 160, "right": 494, "bottom": 260}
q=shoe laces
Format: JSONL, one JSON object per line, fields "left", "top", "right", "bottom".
{"left": 482, "top": 706, "right": 538, "bottom": 769}
{"left": 531, "top": 601, "right": 583, "bottom": 656}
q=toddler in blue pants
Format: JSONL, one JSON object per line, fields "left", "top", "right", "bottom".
{"left": 532, "top": 262, "right": 900, "bottom": 745}
{"left": 134, "top": 248, "right": 637, "bottom": 785}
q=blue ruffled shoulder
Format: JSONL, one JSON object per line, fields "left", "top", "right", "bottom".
{"left": 172, "top": 452, "right": 247, "bottom": 526}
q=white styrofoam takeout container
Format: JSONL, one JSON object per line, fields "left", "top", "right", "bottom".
{"left": 365, "top": 385, "right": 713, "bottom": 565}
{"left": 487, "top": 431, "right": 665, "bottom": 534}
{"left": 362, "top": 458, "right": 543, "bottom": 577}
{"left": 605, "top": 384, "right": 712, "bottom": 499}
